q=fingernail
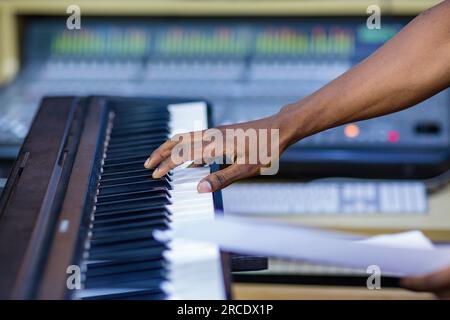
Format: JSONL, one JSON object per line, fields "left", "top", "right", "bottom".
{"left": 144, "top": 158, "right": 150, "bottom": 168}
{"left": 198, "top": 181, "right": 212, "bottom": 193}
{"left": 152, "top": 168, "right": 160, "bottom": 178}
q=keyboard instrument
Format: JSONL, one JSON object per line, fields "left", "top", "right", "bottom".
{"left": 0, "top": 96, "right": 231, "bottom": 299}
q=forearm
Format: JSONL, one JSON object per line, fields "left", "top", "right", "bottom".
{"left": 146, "top": 1, "right": 450, "bottom": 191}
{"left": 279, "top": 0, "right": 450, "bottom": 143}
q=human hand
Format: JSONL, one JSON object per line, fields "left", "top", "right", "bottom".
{"left": 401, "top": 266, "right": 450, "bottom": 299}
{"left": 144, "top": 111, "right": 295, "bottom": 193}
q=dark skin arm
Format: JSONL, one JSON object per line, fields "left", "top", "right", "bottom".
{"left": 145, "top": 0, "right": 450, "bottom": 297}
{"left": 146, "top": 0, "right": 450, "bottom": 190}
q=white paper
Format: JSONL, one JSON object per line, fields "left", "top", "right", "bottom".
{"left": 358, "top": 230, "right": 435, "bottom": 250}
{"left": 154, "top": 217, "right": 450, "bottom": 276}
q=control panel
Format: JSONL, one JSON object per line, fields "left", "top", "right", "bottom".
{"left": 0, "top": 17, "right": 448, "bottom": 177}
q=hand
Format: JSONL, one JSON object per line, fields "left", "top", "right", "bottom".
{"left": 144, "top": 111, "right": 295, "bottom": 193}
{"left": 401, "top": 266, "right": 450, "bottom": 299}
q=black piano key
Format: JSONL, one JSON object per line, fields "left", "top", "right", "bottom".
{"left": 90, "top": 228, "right": 167, "bottom": 243}
{"left": 104, "top": 154, "right": 150, "bottom": 164}
{"left": 107, "top": 139, "right": 165, "bottom": 150}
{"left": 112, "top": 119, "right": 166, "bottom": 130}
{"left": 92, "top": 218, "right": 169, "bottom": 234}
{"left": 114, "top": 111, "right": 170, "bottom": 121}
{"left": 108, "top": 140, "right": 167, "bottom": 151}
{"left": 99, "top": 176, "right": 168, "bottom": 188}
{"left": 113, "top": 102, "right": 167, "bottom": 109}
{"left": 84, "top": 269, "right": 167, "bottom": 289}
{"left": 99, "top": 175, "right": 170, "bottom": 188}
{"left": 98, "top": 173, "right": 156, "bottom": 186}
{"left": 91, "top": 227, "right": 168, "bottom": 244}
{"left": 93, "top": 212, "right": 172, "bottom": 227}
{"left": 104, "top": 155, "right": 148, "bottom": 165}
{"left": 97, "top": 188, "right": 170, "bottom": 202}
{"left": 93, "top": 210, "right": 171, "bottom": 225}
{"left": 95, "top": 194, "right": 171, "bottom": 213}
{"left": 90, "top": 238, "right": 163, "bottom": 252}
{"left": 88, "top": 240, "right": 166, "bottom": 257}
{"left": 88, "top": 246, "right": 167, "bottom": 261}
{"left": 101, "top": 171, "right": 172, "bottom": 182}
{"left": 161, "top": 173, "right": 173, "bottom": 182}
{"left": 89, "top": 235, "right": 158, "bottom": 246}
{"left": 111, "top": 125, "right": 169, "bottom": 138}
{"left": 102, "top": 159, "right": 149, "bottom": 170}
{"left": 87, "top": 236, "right": 167, "bottom": 251}
{"left": 94, "top": 205, "right": 170, "bottom": 219}
{"left": 85, "top": 252, "right": 162, "bottom": 265}
{"left": 113, "top": 114, "right": 170, "bottom": 123}
{"left": 106, "top": 137, "right": 167, "bottom": 150}
{"left": 113, "top": 117, "right": 168, "bottom": 127}
{"left": 100, "top": 168, "right": 154, "bottom": 179}
{"left": 106, "top": 147, "right": 162, "bottom": 160}
{"left": 97, "top": 179, "right": 171, "bottom": 196}
{"left": 81, "top": 288, "right": 166, "bottom": 300}
{"left": 95, "top": 197, "right": 171, "bottom": 214}
{"left": 115, "top": 104, "right": 168, "bottom": 111}
{"left": 85, "top": 259, "right": 165, "bottom": 277}
{"left": 117, "top": 292, "right": 166, "bottom": 300}
{"left": 99, "top": 166, "right": 154, "bottom": 182}
{"left": 84, "top": 279, "right": 166, "bottom": 291}
{"left": 114, "top": 106, "right": 169, "bottom": 116}
{"left": 88, "top": 278, "right": 165, "bottom": 290}
{"left": 95, "top": 202, "right": 171, "bottom": 216}
{"left": 110, "top": 130, "right": 170, "bottom": 144}
{"left": 108, "top": 132, "right": 170, "bottom": 145}
{"left": 105, "top": 147, "right": 160, "bottom": 160}
{"left": 101, "top": 162, "right": 165, "bottom": 174}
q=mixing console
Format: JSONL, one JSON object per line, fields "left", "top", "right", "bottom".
{"left": 0, "top": 17, "right": 448, "bottom": 177}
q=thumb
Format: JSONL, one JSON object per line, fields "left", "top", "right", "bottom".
{"left": 197, "top": 164, "right": 257, "bottom": 193}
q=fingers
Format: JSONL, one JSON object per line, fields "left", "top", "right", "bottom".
{"left": 197, "top": 164, "right": 259, "bottom": 193}
{"left": 152, "top": 154, "right": 202, "bottom": 178}
{"left": 401, "top": 267, "right": 450, "bottom": 295}
{"left": 152, "top": 157, "right": 178, "bottom": 179}
{"left": 144, "top": 139, "right": 178, "bottom": 169}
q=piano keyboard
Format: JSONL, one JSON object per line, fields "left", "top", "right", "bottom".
{"left": 0, "top": 97, "right": 229, "bottom": 299}
{"left": 76, "top": 102, "right": 226, "bottom": 300}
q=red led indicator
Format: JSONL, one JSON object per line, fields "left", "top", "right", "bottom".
{"left": 388, "top": 130, "right": 400, "bottom": 143}
{"left": 344, "top": 124, "right": 359, "bottom": 138}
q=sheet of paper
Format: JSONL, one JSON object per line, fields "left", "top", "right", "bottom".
{"left": 154, "top": 217, "right": 450, "bottom": 276}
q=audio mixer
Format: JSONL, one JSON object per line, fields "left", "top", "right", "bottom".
{"left": 0, "top": 17, "right": 448, "bottom": 178}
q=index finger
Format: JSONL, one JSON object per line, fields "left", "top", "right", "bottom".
{"left": 144, "top": 138, "right": 179, "bottom": 169}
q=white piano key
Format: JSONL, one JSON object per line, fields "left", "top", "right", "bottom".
{"left": 162, "top": 102, "right": 226, "bottom": 300}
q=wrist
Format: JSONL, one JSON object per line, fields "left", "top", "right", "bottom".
{"left": 276, "top": 102, "right": 310, "bottom": 146}
{"left": 277, "top": 94, "right": 330, "bottom": 146}
{"left": 273, "top": 104, "right": 303, "bottom": 149}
